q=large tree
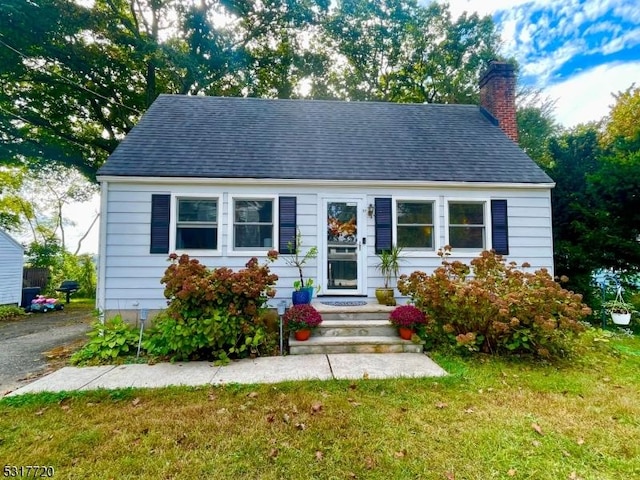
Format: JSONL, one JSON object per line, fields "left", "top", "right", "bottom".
{"left": 0, "top": 0, "right": 325, "bottom": 179}
{"left": 1, "top": 0, "right": 503, "bottom": 181}
{"left": 543, "top": 85, "right": 640, "bottom": 302}
{"left": 323, "top": 0, "right": 500, "bottom": 103}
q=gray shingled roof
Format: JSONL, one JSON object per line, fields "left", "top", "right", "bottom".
{"left": 97, "top": 95, "right": 553, "bottom": 184}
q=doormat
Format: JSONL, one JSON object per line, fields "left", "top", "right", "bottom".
{"left": 321, "top": 301, "right": 368, "bottom": 307}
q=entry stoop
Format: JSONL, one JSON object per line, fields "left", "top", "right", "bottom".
{"left": 288, "top": 302, "right": 424, "bottom": 355}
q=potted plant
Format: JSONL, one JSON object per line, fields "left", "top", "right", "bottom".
{"left": 283, "top": 304, "right": 323, "bottom": 341}
{"left": 375, "top": 245, "right": 403, "bottom": 305}
{"left": 603, "top": 296, "right": 636, "bottom": 326}
{"left": 282, "top": 230, "right": 318, "bottom": 305}
{"left": 292, "top": 280, "right": 310, "bottom": 305}
{"left": 389, "top": 304, "right": 427, "bottom": 340}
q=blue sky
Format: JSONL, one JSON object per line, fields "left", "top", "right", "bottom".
{"left": 441, "top": 0, "right": 640, "bottom": 126}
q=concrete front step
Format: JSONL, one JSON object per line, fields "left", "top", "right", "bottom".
{"left": 319, "top": 311, "right": 392, "bottom": 322}
{"left": 289, "top": 335, "right": 423, "bottom": 355}
{"left": 316, "top": 320, "right": 397, "bottom": 337}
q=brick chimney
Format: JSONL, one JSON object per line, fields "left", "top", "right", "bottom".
{"left": 479, "top": 61, "right": 518, "bottom": 143}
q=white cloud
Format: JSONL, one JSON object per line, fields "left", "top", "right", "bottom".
{"left": 543, "top": 61, "right": 640, "bottom": 127}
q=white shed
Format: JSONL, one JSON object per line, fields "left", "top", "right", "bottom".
{"left": 0, "top": 229, "right": 24, "bottom": 306}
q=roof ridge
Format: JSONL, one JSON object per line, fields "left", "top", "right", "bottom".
{"left": 156, "top": 93, "right": 480, "bottom": 109}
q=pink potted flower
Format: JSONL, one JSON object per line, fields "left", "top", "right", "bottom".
{"left": 283, "top": 304, "right": 323, "bottom": 341}
{"left": 389, "top": 305, "right": 427, "bottom": 340}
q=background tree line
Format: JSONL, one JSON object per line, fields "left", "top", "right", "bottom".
{"left": 0, "top": 0, "right": 638, "bottom": 307}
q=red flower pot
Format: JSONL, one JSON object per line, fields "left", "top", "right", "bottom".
{"left": 398, "top": 327, "right": 414, "bottom": 340}
{"left": 294, "top": 329, "right": 312, "bottom": 341}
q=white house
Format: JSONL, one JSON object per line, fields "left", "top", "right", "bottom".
{"left": 0, "top": 229, "right": 24, "bottom": 306}
{"left": 95, "top": 62, "right": 555, "bottom": 318}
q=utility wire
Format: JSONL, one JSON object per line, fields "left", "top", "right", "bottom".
{"left": 0, "top": 36, "right": 142, "bottom": 115}
{"left": 0, "top": 104, "right": 96, "bottom": 154}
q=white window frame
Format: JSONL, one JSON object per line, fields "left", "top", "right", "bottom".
{"left": 392, "top": 196, "right": 439, "bottom": 257}
{"left": 445, "top": 198, "right": 490, "bottom": 254}
{"left": 393, "top": 197, "right": 438, "bottom": 255}
{"left": 171, "top": 193, "right": 222, "bottom": 256}
{"left": 228, "top": 195, "right": 278, "bottom": 256}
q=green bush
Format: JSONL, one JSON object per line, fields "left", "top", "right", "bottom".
{"left": 144, "top": 252, "right": 279, "bottom": 362}
{"left": 0, "top": 305, "right": 26, "bottom": 322}
{"left": 398, "top": 248, "right": 592, "bottom": 359}
{"left": 70, "top": 316, "right": 141, "bottom": 365}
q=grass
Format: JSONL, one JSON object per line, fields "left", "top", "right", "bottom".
{"left": 1, "top": 335, "right": 639, "bottom": 479}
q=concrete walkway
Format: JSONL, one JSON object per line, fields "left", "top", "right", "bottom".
{"left": 7, "top": 353, "right": 447, "bottom": 396}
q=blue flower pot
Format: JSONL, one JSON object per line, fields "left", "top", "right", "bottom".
{"left": 292, "top": 290, "right": 311, "bottom": 305}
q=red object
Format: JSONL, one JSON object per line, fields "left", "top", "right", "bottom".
{"left": 294, "top": 329, "right": 311, "bottom": 341}
{"left": 398, "top": 327, "right": 414, "bottom": 340}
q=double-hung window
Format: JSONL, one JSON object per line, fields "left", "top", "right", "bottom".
{"left": 233, "top": 199, "right": 274, "bottom": 249}
{"left": 448, "top": 201, "right": 486, "bottom": 250}
{"left": 176, "top": 198, "right": 218, "bottom": 250}
{"left": 396, "top": 200, "right": 435, "bottom": 250}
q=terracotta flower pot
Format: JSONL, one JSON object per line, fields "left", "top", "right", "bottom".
{"left": 294, "top": 329, "right": 312, "bottom": 341}
{"left": 398, "top": 327, "right": 414, "bottom": 340}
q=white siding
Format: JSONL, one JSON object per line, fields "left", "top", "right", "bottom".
{"left": 99, "top": 181, "right": 554, "bottom": 314}
{"left": 0, "top": 230, "right": 24, "bottom": 306}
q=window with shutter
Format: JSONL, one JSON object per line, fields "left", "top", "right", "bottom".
{"left": 150, "top": 194, "right": 170, "bottom": 254}
{"left": 279, "top": 196, "right": 297, "bottom": 253}
{"left": 375, "top": 198, "right": 392, "bottom": 254}
{"left": 491, "top": 199, "right": 509, "bottom": 255}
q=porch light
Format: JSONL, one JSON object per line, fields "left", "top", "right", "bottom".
{"left": 367, "top": 204, "right": 375, "bottom": 218}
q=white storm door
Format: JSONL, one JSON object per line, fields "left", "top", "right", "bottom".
{"left": 322, "top": 197, "right": 366, "bottom": 295}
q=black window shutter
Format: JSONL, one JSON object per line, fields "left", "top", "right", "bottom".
{"left": 150, "top": 194, "right": 170, "bottom": 254}
{"left": 375, "top": 198, "right": 392, "bottom": 254}
{"left": 491, "top": 199, "right": 509, "bottom": 255}
{"left": 279, "top": 196, "right": 297, "bottom": 253}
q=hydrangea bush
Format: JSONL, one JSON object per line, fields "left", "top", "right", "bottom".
{"left": 398, "top": 247, "right": 592, "bottom": 358}
{"left": 144, "top": 252, "right": 279, "bottom": 362}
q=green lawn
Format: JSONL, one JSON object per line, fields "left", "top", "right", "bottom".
{"left": 1, "top": 334, "right": 639, "bottom": 479}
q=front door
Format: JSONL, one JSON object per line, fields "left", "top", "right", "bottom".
{"left": 322, "top": 197, "right": 366, "bottom": 295}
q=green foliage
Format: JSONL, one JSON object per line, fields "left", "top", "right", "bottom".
{"left": 1, "top": 0, "right": 500, "bottom": 179}
{"left": 0, "top": 305, "right": 26, "bottom": 322}
{"left": 0, "top": 167, "right": 32, "bottom": 233}
{"left": 516, "top": 87, "right": 559, "bottom": 166}
{"left": 281, "top": 229, "right": 318, "bottom": 287}
{"left": 70, "top": 316, "right": 141, "bottom": 365}
{"left": 25, "top": 237, "right": 64, "bottom": 270}
{"left": 542, "top": 126, "right": 604, "bottom": 304}
{"left": 50, "top": 253, "right": 96, "bottom": 298}
{"left": 398, "top": 248, "right": 592, "bottom": 359}
{"left": 375, "top": 244, "right": 403, "bottom": 288}
{"left": 602, "top": 84, "right": 640, "bottom": 151}
{"left": 25, "top": 243, "right": 96, "bottom": 297}
{"left": 144, "top": 253, "right": 280, "bottom": 361}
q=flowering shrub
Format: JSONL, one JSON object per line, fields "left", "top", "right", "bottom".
{"left": 283, "top": 304, "right": 323, "bottom": 332}
{"left": 389, "top": 305, "right": 427, "bottom": 329}
{"left": 145, "top": 252, "right": 279, "bottom": 361}
{"left": 398, "top": 247, "right": 592, "bottom": 359}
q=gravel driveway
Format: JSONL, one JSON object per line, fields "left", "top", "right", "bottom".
{"left": 0, "top": 307, "right": 93, "bottom": 395}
